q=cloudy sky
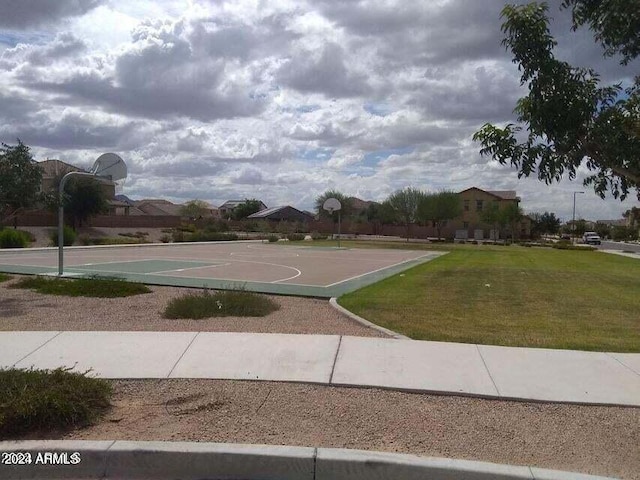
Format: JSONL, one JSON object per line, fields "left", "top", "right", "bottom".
{"left": 0, "top": 0, "right": 637, "bottom": 221}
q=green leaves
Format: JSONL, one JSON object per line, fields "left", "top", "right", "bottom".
{"left": 474, "top": 1, "right": 640, "bottom": 200}
{"left": 0, "top": 140, "right": 42, "bottom": 219}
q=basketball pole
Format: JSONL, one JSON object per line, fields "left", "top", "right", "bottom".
{"left": 58, "top": 171, "right": 97, "bottom": 276}
{"left": 338, "top": 210, "right": 341, "bottom": 248}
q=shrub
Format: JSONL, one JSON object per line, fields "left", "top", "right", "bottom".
{"left": 177, "top": 223, "right": 197, "bottom": 233}
{"left": 287, "top": 233, "right": 306, "bottom": 241}
{"left": 179, "top": 231, "right": 239, "bottom": 242}
{"left": 267, "top": 234, "right": 279, "bottom": 243}
{"left": 0, "top": 367, "right": 112, "bottom": 437}
{"left": 311, "top": 231, "right": 327, "bottom": 240}
{"left": 164, "top": 289, "right": 279, "bottom": 319}
{"left": 49, "top": 226, "right": 76, "bottom": 246}
{"left": 0, "top": 273, "right": 11, "bottom": 282}
{"left": 160, "top": 234, "right": 172, "bottom": 243}
{"left": 0, "top": 229, "right": 30, "bottom": 248}
{"left": 9, "top": 276, "right": 151, "bottom": 297}
{"left": 16, "top": 229, "right": 36, "bottom": 242}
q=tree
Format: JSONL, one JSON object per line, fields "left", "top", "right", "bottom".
{"left": 623, "top": 207, "right": 640, "bottom": 227}
{"left": 500, "top": 202, "right": 524, "bottom": 241}
{"left": 417, "top": 191, "right": 463, "bottom": 240}
{"left": 181, "top": 199, "right": 210, "bottom": 219}
{"left": 314, "top": 190, "right": 353, "bottom": 222}
{"left": 0, "top": 140, "right": 42, "bottom": 224}
{"left": 473, "top": 2, "right": 640, "bottom": 201}
{"left": 481, "top": 202, "right": 505, "bottom": 240}
{"left": 529, "top": 211, "right": 561, "bottom": 236}
{"left": 232, "top": 199, "right": 263, "bottom": 220}
{"left": 63, "top": 177, "right": 108, "bottom": 229}
{"left": 386, "top": 187, "right": 426, "bottom": 241}
{"left": 365, "top": 202, "right": 396, "bottom": 234}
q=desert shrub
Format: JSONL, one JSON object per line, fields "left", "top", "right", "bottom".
{"left": 176, "top": 223, "right": 197, "bottom": 233}
{"left": 184, "top": 231, "right": 238, "bottom": 242}
{"left": 10, "top": 276, "right": 151, "bottom": 297}
{"left": 287, "top": 233, "right": 306, "bottom": 241}
{"left": 0, "top": 367, "right": 112, "bottom": 437}
{"left": 49, "top": 226, "right": 76, "bottom": 246}
{"left": 160, "top": 234, "right": 172, "bottom": 243}
{"left": 16, "top": 229, "right": 36, "bottom": 242}
{"left": 0, "top": 229, "right": 30, "bottom": 248}
{"left": 164, "top": 289, "right": 279, "bottom": 319}
{"left": 267, "top": 234, "right": 279, "bottom": 243}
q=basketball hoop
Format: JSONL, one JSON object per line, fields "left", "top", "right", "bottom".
{"left": 323, "top": 198, "right": 342, "bottom": 247}
{"left": 58, "top": 153, "right": 127, "bottom": 275}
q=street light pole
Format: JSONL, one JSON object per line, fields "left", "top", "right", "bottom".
{"left": 572, "top": 191, "right": 584, "bottom": 244}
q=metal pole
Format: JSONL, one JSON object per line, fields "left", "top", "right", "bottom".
{"left": 58, "top": 171, "right": 96, "bottom": 276}
{"left": 572, "top": 191, "right": 584, "bottom": 244}
{"left": 338, "top": 211, "right": 341, "bottom": 248}
{"left": 572, "top": 192, "right": 576, "bottom": 244}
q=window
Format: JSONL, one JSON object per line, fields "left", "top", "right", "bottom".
{"left": 464, "top": 200, "right": 469, "bottom": 211}
{"left": 476, "top": 200, "right": 483, "bottom": 211}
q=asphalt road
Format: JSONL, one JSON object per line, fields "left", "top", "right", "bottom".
{"left": 598, "top": 241, "right": 640, "bottom": 253}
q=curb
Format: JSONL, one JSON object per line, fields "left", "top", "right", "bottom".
{"left": 0, "top": 441, "right": 617, "bottom": 480}
{"left": 0, "top": 239, "right": 264, "bottom": 253}
{"left": 329, "top": 297, "right": 410, "bottom": 339}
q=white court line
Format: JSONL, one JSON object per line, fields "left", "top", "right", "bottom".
{"left": 78, "top": 259, "right": 212, "bottom": 267}
{"left": 152, "top": 263, "right": 231, "bottom": 275}
{"left": 323, "top": 252, "right": 441, "bottom": 287}
{"left": 270, "top": 268, "right": 302, "bottom": 283}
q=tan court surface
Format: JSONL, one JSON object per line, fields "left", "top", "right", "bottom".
{"left": 0, "top": 241, "right": 444, "bottom": 297}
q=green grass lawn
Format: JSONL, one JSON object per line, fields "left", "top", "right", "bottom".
{"left": 336, "top": 241, "right": 640, "bottom": 352}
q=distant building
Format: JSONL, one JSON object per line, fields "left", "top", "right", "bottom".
{"left": 247, "top": 205, "right": 314, "bottom": 222}
{"left": 219, "top": 199, "right": 267, "bottom": 219}
{"left": 453, "top": 187, "right": 531, "bottom": 240}
{"left": 37, "top": 159, "right": 123, "bottom": 214}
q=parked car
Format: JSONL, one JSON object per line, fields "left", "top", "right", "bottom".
{"left": 584, "top": 233, "right": 602, "bottom": 245}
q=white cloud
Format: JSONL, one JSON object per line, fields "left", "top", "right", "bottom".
{"left": 0, "top": 0, "right": 637, "bottom": 219}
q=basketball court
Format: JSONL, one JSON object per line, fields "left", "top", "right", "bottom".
{"left": 0, "top": 242, "right": 445, "bottom": 297}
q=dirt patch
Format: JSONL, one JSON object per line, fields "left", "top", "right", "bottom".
{"left": 49, "top": 379, "right": 640, "bottom": 479}
{"left": 0, "top": 277, "right": 385, "bottom": 336}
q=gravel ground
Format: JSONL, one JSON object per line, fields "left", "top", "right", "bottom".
{"left": 0, "top": 277, "right": 385, "bottom": 336}
{"left": 47, "top": 379, "right": 640, "bottom": 479}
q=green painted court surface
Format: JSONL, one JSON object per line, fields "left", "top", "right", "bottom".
{"left": 0, "top": 242, "right": 445, "bottom": 297}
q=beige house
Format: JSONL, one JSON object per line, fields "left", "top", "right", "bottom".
{"left": 450, "top": 187, "right": 531, "bottom": 240}
{"left": 38, "top": 159, "right": 125, "bottom": 214}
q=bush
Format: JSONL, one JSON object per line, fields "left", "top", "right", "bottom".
{"left": 16, "top": 229, "right": 36, "bottom": 242}
{"left": 160, "top": 234, "right": 172, "bottom": 243}
{"left": 0, "top": 273, "right": 12, "bottom": 282}
{"left": 164, "top": 289, "right": 279, "bottom": 319}
{"left": 177, "top": 223, "right": 197, "bottom": 233}
{"left": 49, "top": 226, "right": 76, "bottom": 246}
{"left": 178, "top": 231, "right": 239, "bottom": 242}
{"left": 287, "top": 233, "right": 306, "bottom": 241}
{"left": 9, "top": 276, "right": 151, "bottom": 297}
{"left": 0, "top": 229, "right": 30, "bottom": 248}
{"left": 0, "top": 367, "right": 112, "bottom": 437}
{"left": 311, "top": 231, "right": 327, "bottom": 240}
{"left": 267, "top": 234, "right": 279, "bottom": 243}
{"left": 83, "top": 237, "right": 148, "bottom": 246}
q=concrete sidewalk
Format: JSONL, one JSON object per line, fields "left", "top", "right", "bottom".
{"left": 1, "top": 331, "right": 639, "bottom": 407}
